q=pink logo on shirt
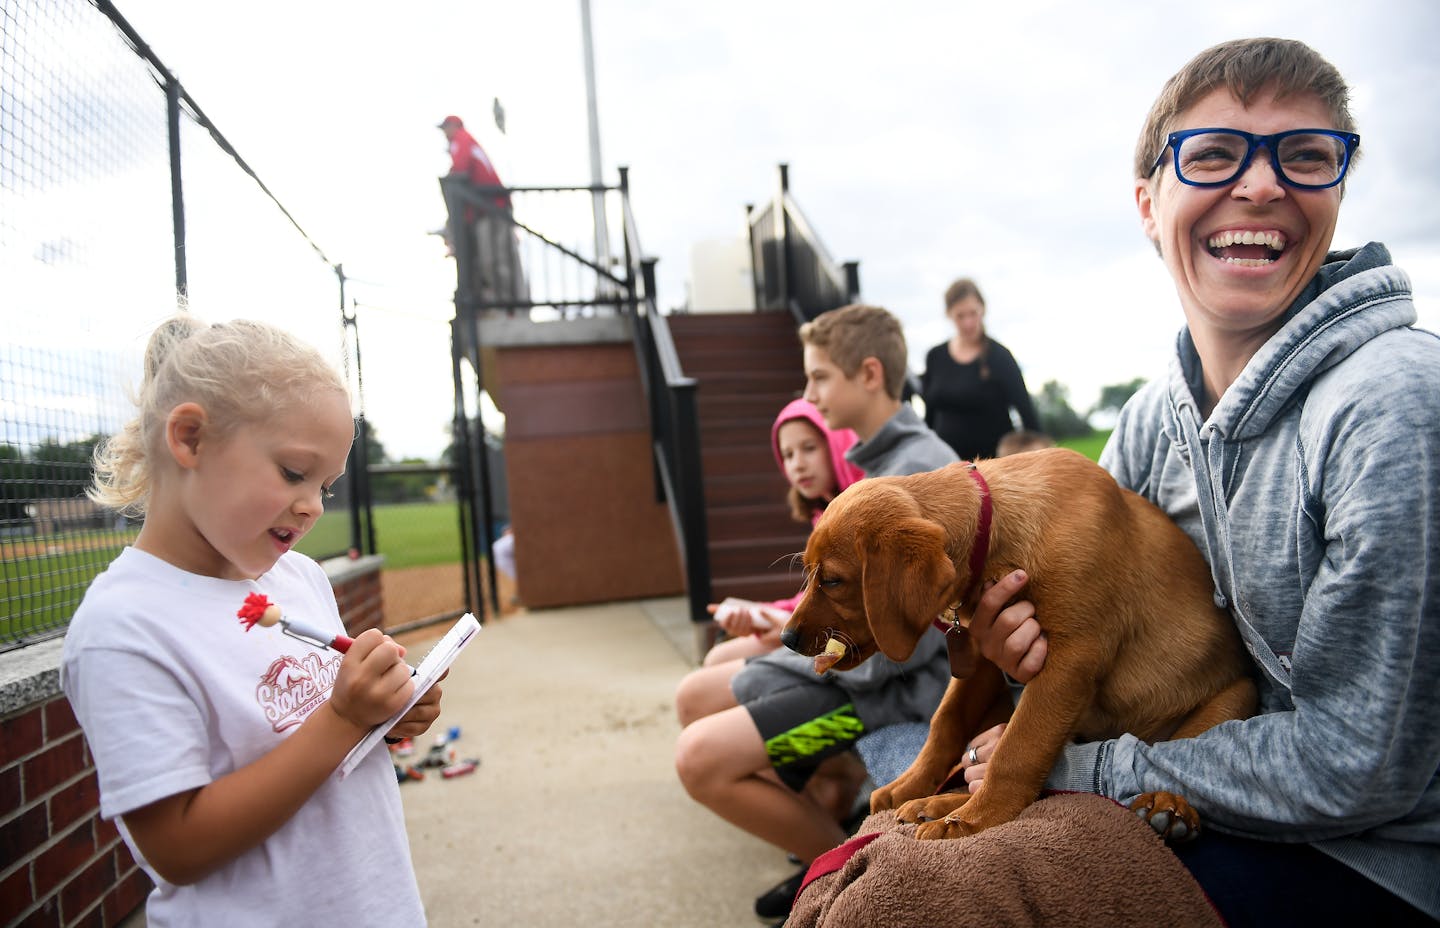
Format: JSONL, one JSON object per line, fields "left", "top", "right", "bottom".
{"left": 256, "top": 652, "right": 342, "bottom": 732}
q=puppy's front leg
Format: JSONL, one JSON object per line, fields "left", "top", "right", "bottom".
{"left": 871, "top": 661, "right": 1006, "bottom": 813}
{"left": 916, "top": 653, "right": 1095, "bottom": 840}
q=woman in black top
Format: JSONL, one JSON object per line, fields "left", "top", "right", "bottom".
{"left": 920, "top": 278, "right": 1040, "bottom": 460}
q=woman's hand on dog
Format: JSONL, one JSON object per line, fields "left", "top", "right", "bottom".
{"left": 960, "top": 724, "right": 1006, "bottom": 794}
{"left": 970, "top": 570, "right": 1048, "bottom": 683}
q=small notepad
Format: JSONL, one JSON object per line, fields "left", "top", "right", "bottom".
{"left": 339, "top": 612, "right": 481, "bottom": 778}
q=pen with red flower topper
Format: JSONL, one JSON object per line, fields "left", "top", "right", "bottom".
{"left": 237, "top": 592, "right": 353, "bottom": 653}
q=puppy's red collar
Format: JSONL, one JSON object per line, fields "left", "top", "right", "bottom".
{"left": 960, "top": 462, "right": 993, "bottom": 607}
{"left": 933, "top": 462, "right": 992, "bottom": 633}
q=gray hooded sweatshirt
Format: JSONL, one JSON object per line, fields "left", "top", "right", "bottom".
{"left": 1047, "top": 243, "right": 1440, "bottom": 917}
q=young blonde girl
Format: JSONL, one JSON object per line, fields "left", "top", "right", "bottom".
{"left": 61, "top": 315, "right": 440, "bottom": 925}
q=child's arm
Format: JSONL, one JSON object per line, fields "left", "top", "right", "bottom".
{"left": 120, "top": 629, "right": 413, "bottom": 885}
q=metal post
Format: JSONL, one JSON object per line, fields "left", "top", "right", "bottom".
{"left": 471, "top": 374, "right": 501, "bottom": 619}
{"left": 776, "top": 164, "right": 792, "bottom": 311}
{"left": 580, "top": 0, "right": 612, "bottom": 286}
{"left": 745, "top": 203, "right": 759, "bottom": 310}
{"left": 672, "top": 382, "right": 712, "bottom": 623}
{"left": 165, "top": 77, "right": 186, "bottom": 303}
{"left": 843, "top": 260, "right": 861, "bottom": 303}
{"left": 449, "top": 319, "right": 481, "bottom": 619}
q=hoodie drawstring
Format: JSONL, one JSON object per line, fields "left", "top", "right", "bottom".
{"left": 1176, "top": 405, "right": 1294, "bottom": 697}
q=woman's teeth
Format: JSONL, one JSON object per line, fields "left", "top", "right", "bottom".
{"left": 1207, "top": 230, "right": 1287, "bottom": 266}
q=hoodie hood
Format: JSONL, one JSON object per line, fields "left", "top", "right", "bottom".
{"left": 771, "top": 398, "right": 864, "bottom": 500}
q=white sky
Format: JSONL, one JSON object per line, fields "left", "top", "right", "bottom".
{"left": 78, "top": 0, "right": 1440, "bottom": 459}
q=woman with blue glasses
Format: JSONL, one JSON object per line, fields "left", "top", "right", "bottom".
{"left": 954, "top": 37, "right": 1440, "bottom": 925}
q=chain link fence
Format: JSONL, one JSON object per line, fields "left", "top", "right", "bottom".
{"left": 1, "top": 0, "right": 357, "bottom": 649}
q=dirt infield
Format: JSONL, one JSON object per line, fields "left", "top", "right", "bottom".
{"left": 1, "top": 534, "right": 132, "bottom": 561}
{"left": 381, "top": 562, "right": 517, "bottom": 626}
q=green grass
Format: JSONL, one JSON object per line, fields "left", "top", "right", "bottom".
{"left": 1, "top": 539, "right": 131, "bottom": 641}
{"left": 1, "top": 505, "right": 466, "bottom": 637}
{"left": 296, "top": 501, "right": 464, "bottom": 570}
{"left": 1058, "top": 430, "right": 1112, "bottom": 463}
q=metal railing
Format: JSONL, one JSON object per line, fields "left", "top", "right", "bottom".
{"left": 618, "top": 168, "right": 713, "bottom": 625}
{"left": 749, "top": 163, "right": 861, "bottom": 324}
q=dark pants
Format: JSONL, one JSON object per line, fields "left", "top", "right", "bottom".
{"left": 1171, "top": 830, "right": 1435, "bottom": 925}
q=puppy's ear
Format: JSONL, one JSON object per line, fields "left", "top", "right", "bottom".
{"left": 859, "top": 516, "right": 956, "bottom": 661}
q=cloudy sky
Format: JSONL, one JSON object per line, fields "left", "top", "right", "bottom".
{"left": 97, "top": 0, "right": 1440, "bottom": 459}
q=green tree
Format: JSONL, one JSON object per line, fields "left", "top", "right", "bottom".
{"left": 1032, "top": 381, "right": 1090, "bottom": 440}
{"left": 1091, "top": 378, "right": 1148, "bottom": 419}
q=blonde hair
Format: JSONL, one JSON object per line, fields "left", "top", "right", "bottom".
{"left": 89, "top": 314, "right": 349, "bottom": 515}
{"left": 798, "top": 304, "right": 908, "bottom": 400}
{"left": 1135, "top": 37, "right": 1358, "bottom": 181}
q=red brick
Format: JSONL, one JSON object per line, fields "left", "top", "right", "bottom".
{"left": 0, "top": 710, "right": 44, "bottom": 767}
{"left": 1, "top": 765, "right": 19, "bottom": 808}
{"left": 43, "top": 699, "right": 78, "bottom": 741}
{"left": 57, "top": 852, "right": 114, "bottom": 925}
{"left": 47, "top": 773, "right": 99, "bottom": 832}
{"left": 21, "top": 736, "right": 86, "bottom": 797}
{"left": 68, "top": 900, "right": 106, "bottom": 928}
{"left": 12, "top": 898, "right": 62, "bottom": 927}
{"left": 33, "top": 820, "right": 97, "bottom": 898}
{"left": 94, "top": 816, "right": 119, "bottom": 848}
{"left": 1, "top": 865, "right": 33, "bottom": 924}
{"left": 101, "top": 863, "right": 152, "bottom": 924}
{"left": 0, "top": 805, "right": 48, "bottom": 864}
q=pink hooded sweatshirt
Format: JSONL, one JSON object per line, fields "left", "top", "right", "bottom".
{"left": 768, "top": 398, "right": 864, "bottom": 611}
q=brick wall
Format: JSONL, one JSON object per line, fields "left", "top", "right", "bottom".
{"left": 1, "top": 689, "right": 152, "bottom": 926}
{"left": 329, "top": 556, "right": 385, "bottom": 634}
{"left": 0, "top": 554, "right": 385, "bottom": 926}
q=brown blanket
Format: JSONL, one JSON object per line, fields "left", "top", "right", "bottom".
{"left": 789, "top": 792, "right": 1225, "bottom": 928}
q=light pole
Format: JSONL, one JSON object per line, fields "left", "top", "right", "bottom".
{"left": 580, "top": 0, "right": 612, "bottom": 289}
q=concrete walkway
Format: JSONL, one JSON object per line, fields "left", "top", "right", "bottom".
{"left": 393, "top": 597, "right": 789, "bottom": 927}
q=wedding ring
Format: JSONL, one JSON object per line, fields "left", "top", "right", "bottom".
{"left": 966, "top": 746, "right": 980, "bottom": 765}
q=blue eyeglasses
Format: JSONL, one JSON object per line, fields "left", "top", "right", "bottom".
{"left": 1149, "top": 128, "right": 1360, "bottom": 189}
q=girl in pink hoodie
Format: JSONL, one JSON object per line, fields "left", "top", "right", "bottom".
{"left": 675, "top": 398, "right": 862, "bottom": 717}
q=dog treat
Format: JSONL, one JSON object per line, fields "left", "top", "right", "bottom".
{"left": 813, "top": 638, "right": 847, "bottom": 674}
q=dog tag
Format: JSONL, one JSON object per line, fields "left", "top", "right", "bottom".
{"left": 943, "top": 623, "right": 976, "bottom": 679}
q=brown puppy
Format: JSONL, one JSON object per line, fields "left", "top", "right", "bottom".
{"left": 782, "top": 448, "right": 1257, "bottom": 841}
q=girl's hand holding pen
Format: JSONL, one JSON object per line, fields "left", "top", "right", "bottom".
{"left": 386, "top": 669, "right": 448, "bottom": 740}
{"left": 329, "top": 629, "right": 415, "bottom": 730}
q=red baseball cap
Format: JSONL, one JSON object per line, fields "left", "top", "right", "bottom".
{"left": 438, "top": 115, "right": 463, "bottom": 129}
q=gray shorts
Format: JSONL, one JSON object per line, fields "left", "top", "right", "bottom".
{"left": 744, "top": 683, "right": 865, "bottom": 791}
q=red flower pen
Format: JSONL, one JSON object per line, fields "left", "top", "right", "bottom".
{"left": 237, "top": 592, "right": 353, "bottom": 653}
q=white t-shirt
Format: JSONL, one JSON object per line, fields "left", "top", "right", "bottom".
{"left": 60, "top": 548, "right": 426, "bottom": 927}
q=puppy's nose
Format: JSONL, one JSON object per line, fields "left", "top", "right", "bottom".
{"left": 780, "top": 626, "right": 801, "bottom": 652}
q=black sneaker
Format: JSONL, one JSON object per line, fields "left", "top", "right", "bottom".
{"left": 754, "top": 867, "right": 808, "bottom": 920}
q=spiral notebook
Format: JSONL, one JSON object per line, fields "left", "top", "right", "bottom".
{"left": 339, "top": 612, "right": 481, "bottom": 778}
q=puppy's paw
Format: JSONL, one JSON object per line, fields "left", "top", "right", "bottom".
{"left": 914, "top": 810, "right": 984, "bottom": 841}
{"left": 1129, "top": 791, "right": 1200, "bottom": 844}
{"left": 869, "top": 773, "right": 936, "bottom": 813}
{"left": 869, "top": 784, "right": 899, "bottom": 812}
{"left": 895, "top": 792, "right": 970, "bottom": 825}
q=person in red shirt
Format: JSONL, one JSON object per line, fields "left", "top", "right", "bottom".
{"left": 438, "top": 115, "right": 524, "bottom": 306}
{"left": 440, "top": 115, "right": 509, "bottom": 209}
